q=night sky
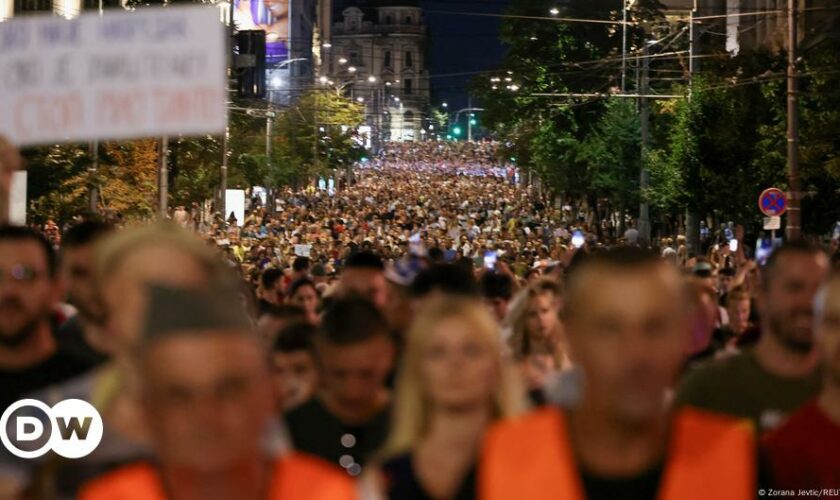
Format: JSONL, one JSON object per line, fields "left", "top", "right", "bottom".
{"left": 421, "top": 0, "right": 511, "bottom": 110}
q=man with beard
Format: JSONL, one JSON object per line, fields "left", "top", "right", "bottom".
{"left": 56, "top": 220, "right": 114, "bottom": 369}
{"left": 761, "top": 270, "right": 840, "bottom": 490}
{"left": 676, "top": 241, "right": 829, "bottom": 432}
{"left": 0, "top": 226, "right": 90, "bottom": 411}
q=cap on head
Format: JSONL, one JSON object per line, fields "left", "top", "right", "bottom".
{"left": 141, "top": 284, "right": 252, "bottom": 342}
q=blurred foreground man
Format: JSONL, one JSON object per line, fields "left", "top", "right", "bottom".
{"left": 0, "top": 226, "right": 89, "bottom": 411}
{"left": 676, "top": 242, "right": 828, "bottom": 431}
{"left": 761, "top": 271, "right": 840, "bottom": 490}
{"left": 481, "top": 249, "right": 756, "bottom": 500}
{"left": 80, "top": 285, "right": 355, "bottom": 500}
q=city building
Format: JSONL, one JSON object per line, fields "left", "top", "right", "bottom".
{"left": 266, "top": 0, "right": 317, "bottom": 106}
{"left": 2, "top": 0, "right": 120, "bottom": 20}
{"left": 323, "top": 0, "right": 430, "bottom": 145}
{"left": 663, "top": 0, "right": 840, "bottom": 55}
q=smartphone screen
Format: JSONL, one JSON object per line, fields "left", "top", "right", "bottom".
{"left": 484, "top": 251, "right": 497, "bottom": 270}
{"left": 729, "top": 239, "right": 739, "bottom": 252}
{"left": 572, "top": 230, "right": 585, "bottom": 249}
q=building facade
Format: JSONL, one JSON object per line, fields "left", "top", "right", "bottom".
{"left": 668, "top": 0, "right": 840, "bottom": 55}
{"left": 324, "top": 0, "right": 430, "bottom": 145}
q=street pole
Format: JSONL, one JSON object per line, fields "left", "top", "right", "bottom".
{"left": 638, "top": 43, "right": 651, "bottom": 245}
{"left": 685, "top": 0, "right": 700, "bottom": 256}
{"left": 622, "top": 0, "right": 628, "bottom": 92}
{"left": 159, "top": 136, "right": 169, "bottom": 219}
{"left": 266, "top": 110, "right": 274, "bottom": 211}
{"left": 87, "top": 0, "right": 103, "bottom": 216}
{"left": 786, "top": 0, "right": 801, "bottom": 240}
{"left": 220, "top": 126, "right": 229, "bottom": 230}
{"left": 266, "top": 113, "right": 273, "bottom": 167}
{"left": 467, "top": 96, "right": 473, "bottom": 142}
{"left": 688, "top": 0, "right": 695, "bottom": 98}
{"left": 88, "top": 140, "right": 98, "bottom": 214}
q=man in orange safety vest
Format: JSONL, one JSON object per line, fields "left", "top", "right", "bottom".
{"left": 481, "top": 248, "right": 756, "bottom": 500}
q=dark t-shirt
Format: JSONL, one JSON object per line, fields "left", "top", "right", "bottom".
{"left": 381, "top": 453, "right": 476, "bottom": 500}
{"left": 674, "top": 349, "right": 821, "bottom": 432}
{"left": 0, "top": 348, "right": 92, "bottom": 412}
{"left": 55, "top": 316, "right": 109, "bottom": 370}
{"left": 580, "top": 463, "right": 663, "bottom": 500}
{"left": 284, "top": 397, "right": 390, "bottom": 473}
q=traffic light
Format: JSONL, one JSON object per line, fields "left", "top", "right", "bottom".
{"left": 469, "top": 118, "right": 477, "bottom": 126}
{"left": 453, "top": 126, "right": 462, "bottom": 136}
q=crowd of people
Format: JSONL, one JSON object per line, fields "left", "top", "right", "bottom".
{"left": 377, "top": 140, "right": 505, "bottom": 168}
{"left": 0, "top": 137, "right": 839, "bottom": 499}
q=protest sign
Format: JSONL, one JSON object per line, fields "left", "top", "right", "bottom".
{"left": 0, "top": 6, "right": 226, "bottom": 145}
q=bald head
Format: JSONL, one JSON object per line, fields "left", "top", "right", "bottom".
{"left": 563, "top": 248, "right": 688, "bottom": 426}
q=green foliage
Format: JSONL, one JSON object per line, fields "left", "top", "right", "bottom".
{"left": 578, "top": 98, "right": 641, "bottom": 210}
{"left": 478, "top": 0, "right": 840, "bottom": 237}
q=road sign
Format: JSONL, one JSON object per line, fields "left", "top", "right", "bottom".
{"left": 759, "top": 188, "right": 787, "bottom": 217}
{"left": 763, "top": 216, "right": 781, "bottom": 231}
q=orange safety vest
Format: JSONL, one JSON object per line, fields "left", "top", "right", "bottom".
{"left": 79, "top": 452, "right": 357, "bottom": 500}
{"left": 480, "top": 406, "right": 754, "bottom": 500}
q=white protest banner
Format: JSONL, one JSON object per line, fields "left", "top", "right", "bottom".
{"left": 9, "top": 171, "right": 26, "bottom": 226}
{"left": 294, "top": 245, "right": 311, "bottom": 258}
{"left": 225, "top": 189, "right": 245, "bottom": 227}
{"left": 0, "top": 6, "right": 227, "bottom": 146}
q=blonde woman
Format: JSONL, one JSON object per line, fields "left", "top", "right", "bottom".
{"left": 506, "top": 278, "right": 571, "bottom": 401}
{"left": 364, "top": 297, "right": 525, "bottom": 500}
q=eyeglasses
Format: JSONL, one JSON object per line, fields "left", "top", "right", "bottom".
{"left": 0, "top": 265, "right": 42, "bottom": 284}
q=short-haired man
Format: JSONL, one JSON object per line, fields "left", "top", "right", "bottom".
{"left": 338, "top": 252, "right": 389, "bottom": 312}
{"left": 0, "top": 226, "right": 90, "bottom": 411}
{"left": 57, "top": 220, "right": 114, "bottom": 368}
{"left": 80, "top": 285, "right": 355, "bottom": 500}
{"left": 409, "top": 263, "right": 478, "bottom": 306}
{"left": 272, "top": 322, "right": 319, "bottom": 412}
{"left": 676, "top": 241, "right": 829, "bottom": 432}
{"left": 285, "top": 297, "right": 394, "bottom": 476}
{"left": 479, "top": 271, "right": 514, "bottom": 323}
{"left": 481, "top": 248, "right": 756, "bottom": 500}
{"left": 256, "top": 303, "right": 307, "bottom": 342}
{"left": 760, "top": 271, "right": 840, "bottom": 491}
{"left": 257, "top": 268, "right": 284, "bottom": 312}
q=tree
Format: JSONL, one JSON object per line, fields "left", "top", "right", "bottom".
{"left": 271, "top": 89, "right": 365, "bottom": 185}
{"left": 473, "top": 0, "right": 668, "bottom": 214}
{"left": 578, "top": 98, "right": 642, "bottom": 223}
{"left": 25, "top": 139, "right": 159, "bottom": 225}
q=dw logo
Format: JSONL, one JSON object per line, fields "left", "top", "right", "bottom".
{"left": 0, "top": 399, "right": 104, "bottom": 459}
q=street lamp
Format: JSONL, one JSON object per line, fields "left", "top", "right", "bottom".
{"left": 368, "top": 75, "right": 377, "bottom": 83}
{"left": 549, "top": 7, "right": 559, "bottom": 15}
{"left": 442, "top": 102, "right": 448, "bottom": 108}
{"left": 319, "top": 76, "right": 329, "bottom": 84}
{"left": 348, "top": 66, "right": 357, "bottom": 73}
{"left": 339, "top": 58, "right": 348, "bottom": 65}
